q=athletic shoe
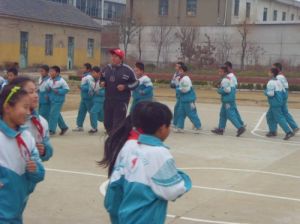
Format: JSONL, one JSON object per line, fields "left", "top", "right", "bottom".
{"left": 193, "top": 128, "right": 201, "bottom": 134}
{"left": 88, "top": 129, "right": 98, "bottom": 134}
{"left": 284, "top": 132, "right": 294, "bottom": 141}
{"left": 293, "top": 128, "right": 299, "bottom": 134}
{"left": 211, "top": 128, "right": 224, "bottom": 135}
{"left": 236, "top": 127, "right": 246, "bottom": 137}
{"left": 266, "top": 132, "right": 277, "bottom": 137}
{"left": 173, "top": 128, "right": 184, "bottom": 133}
{"left": 49, "top": 131, "right": 56, "bottom": 136}
{"left": 60, "top": 127, "right": 69, "bottom": 136}
{"left": 72, "top": 127, "right": 84, "bottom": 132}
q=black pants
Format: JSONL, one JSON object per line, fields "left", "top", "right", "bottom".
{"left": 104, "top": 99, "right": 129, "bottom": 135}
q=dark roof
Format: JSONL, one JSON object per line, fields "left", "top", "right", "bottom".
{"left": 0, "top": 0, "right": 101, "bottom": 30}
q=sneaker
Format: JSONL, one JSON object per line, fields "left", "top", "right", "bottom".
{"left": 88, "top": 128, "right": 98, "bottom": 134}
{"left": 236, "top": 127, "right": 246, "bottom": 137}
{"left": 211, "top": 128, "right": 224, "bottom": 135}
{"left": 266, "top": 132, "right": 277, "bottom": 137}
{"left": 60, "top": 127, "right": 69, "bottom": 136}
{"left": 193, "top": 128, "right": 201, "bottom": 134}
{"left": 284, "top": 132, "right": 294, "bottom": 141}
{"left": 72, "top": 127, "right": 84, "bottom": 132}
{"left": 49, "top": 131, "right": 56, "bottom": 136}
{"left": 293, "top": 128, "right": 299, "bottom": 134}
{"left": 173, "top": 128, "right": 184, "bottom": 133}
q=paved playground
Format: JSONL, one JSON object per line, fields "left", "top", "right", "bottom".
{"left": 24, "top": 101, "right": 300, "bottom": 224}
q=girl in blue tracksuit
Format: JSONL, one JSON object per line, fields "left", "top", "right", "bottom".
{"left": 73, "top": 63, "right": 93, "bottom": 132}
{"left": 100, "top": 102, "right": 191, "bottom": 224}
{"left": 175, "top": 64, "right": 201, "bottom": 133}
{"left": 38, "top": 65, "right": 51, "bottom": 121}
{"left": 130, "top": 62, "right": 153, "bottom": 112}
{"left": 11, "top": 77, "right": 53, "bottom": 161}
{"left": 211, "top": 66, "right": 246, "bottom": 137}
{"left": 0, "top": 84, "right": 45, "bottom": 223}
{"left": 272, "top": 63, "right": 299, "bottom": 134}
{"left": 47, "top": 66, "right": 69, "bottom": 135}
{"left": 265, "top": 68, "right": 294, "bottom": 140}
{"left": 88, "top": 66, "right": 105, "bottom": 134}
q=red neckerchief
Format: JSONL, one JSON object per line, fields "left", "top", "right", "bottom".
{"left": 128, "top": 128, "right": 144, "bottom": 140}
{"left": 16, "top": 134, "right": 31, "bottom": 161}
{"left": 31, "top": 116, "right": 44, "bottom": 138}
{"left": 178, "top": 74, "right": 186, "bottom": 81}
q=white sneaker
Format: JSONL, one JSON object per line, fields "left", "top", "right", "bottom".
{"left": 72, "top": 127, "right": 84, "bottom": 132}
{"left": 193, "top": 128, "right": 201, "bottom": 134}
{"left": 173, "top": 128, "right": 184, "bottom": 133}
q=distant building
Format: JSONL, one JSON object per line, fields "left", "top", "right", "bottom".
{"left": 0, "top": 0, "right": 101, "bottom": 69}
{"left": 47, "top": 0, "right": 126, "bottom": 24}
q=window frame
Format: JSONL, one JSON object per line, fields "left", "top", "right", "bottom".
{"left": 159, "top": 0, "right": 169, "bottom": 16}
{"left": 45, "top": 34, "right": 53, "bottom": 56}
{"left": 87, "top": 38, "right": 94, "bottom": 58}
{"left": 186, "top": 0, "right": 197, "bottom": 17}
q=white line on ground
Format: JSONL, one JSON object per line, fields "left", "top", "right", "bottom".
{"left": 45, "top": 168, "right": 107, "bottom": 178}
{"left": 251, "top": 112, "right": 266, "bottom": 138}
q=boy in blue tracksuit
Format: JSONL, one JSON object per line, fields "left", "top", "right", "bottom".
{"left": 224, "top": 61, "right": 245, "bottom": 127}
{"left": 88, "top": 66, "right": 105, "bottom": 134}
{"left": 273, "top": 63, "right": 299, "bottom": 134}
{"left": 174, "top": 64, "right": 201, "bottom": 133}
{"left": 211, "top": 66, "right": 246, "bottom": 137}
{"left": 130, "top": 62, "right": 153, "bottom": 112}
{"left": 170, "top": 62, "right": 184, "bottom": 127}
{"left": 38, "top": 65, "right": 51, "bottom": 121}
{"left": 265, "top": 68, "right": 294, "bottom": 140}
{"left": 73, "top": 63, "right": 93, "bottom": 132}
{"left": 47, "top": 66, "right": 69, "bottom": 135}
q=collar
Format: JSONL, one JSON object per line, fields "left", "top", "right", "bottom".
{"left": 138, "top": 134, "right": 169, "bottom": 149}
{"left": 28, "top": 110, "right": 39, "bottom": 120}
{"left": 51, "top": 75, "right": 61, "bottom": 81}
{"left": 0, "top": 119, "right": 26, "bottom": 138}
{"left": 42, "top": 75, "right": 50, "bottom": 81}
{"left": 83, "top": 72, "right": 91, "bottom": 77}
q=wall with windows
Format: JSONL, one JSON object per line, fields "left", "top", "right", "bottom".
{"left": 231, "top": 0, "right": 300, "bottom": 24}
{"left": 0, "top": 17, "right": 101, "bottom": 68}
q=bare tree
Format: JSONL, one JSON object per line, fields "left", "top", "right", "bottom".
{"left": 193, "top": 34, "right": 216, "bottom": 68}
{"left": 245, "top": 42, "right": 266, "bottom": 66}
{"left": 216, "top": 32, "right": 232, "bottom": 64}
{"left": 119, "top": 15, "right": 138, "bottom": 56}
{"left": 175, "top": 27, "right": 198, "bottom": 63}
{"left": 150, "top": 25, "right": 173, "bottom": 67}
{"left": 136, "top": 26, "right": 144, "bottom": 60}
{"left": 237, "top": 19, "right": 251, "bottom": 70}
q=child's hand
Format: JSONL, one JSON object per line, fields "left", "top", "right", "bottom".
{"left": 36, "top": 143, "right": 45, "bottom": 156}
{"left": 117, "top": 84, "right": 125, "bottom": 91}
{"left": 100, "top": 82, "right": 105, "bottom": 87}
{"left": 26, "top": 160, "right": 37, "bottom": 173}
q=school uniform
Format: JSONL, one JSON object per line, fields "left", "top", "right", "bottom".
{"left": 0, "top": 119, "right": 45, "bottom": 223}
{"left": 176, "top": 75, "right": 201, "bottom": 130}
{"left": 130, "top": 75, "right": 153, "bottom": 112}
{"left": 38, "top": 76, "right": 51, "bottom": 121}
{"left": 25, "top": 110, "right": 53, "bottom": 162}
{"left": 227, "top": 72, "right": 245, "bottom": 127}
{"left": 0, "top": 76, "right": 6, "bottom": 91}
{"left": 265, "top": 78, "right": 292, "bottom": 134}
{"left": 46, "top": 75, "right": 69, "bottom": 133}
{"left": 105, "top": 134, "right": 191, "bottom": 224}
{"left": 276, "top": 73, "right": 298, "bottom": 131}
{"left": 170, "top": 72, "right": 180, "bottom": 126}
{"left": 89, "top": 77, "right": 105, "bottom": 130}
{"left": 217, "top": 76, "right": 243, "bottom": 130}
{"left": 76, "top": 72, "right": 93, "bottom": 128}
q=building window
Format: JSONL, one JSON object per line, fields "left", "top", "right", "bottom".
{"left": 273, "top": 10, "right": 277, "bottom": 21}
{"left": 282, "top": 12, "right": 286, "bottom": 21}
{"left": 291, "top": 14, "right": 295, "bottom": 21}
{"left": 246, "top": 2, "right": 251, "bottom": 18}
{"left": 234, "top": 0, "right": 240, "bottom": 16}
{"left": 263, "top": 8, "right": 268, "bottom": 21}
{"left": 186, "top": 0, "right": 197, "bottom": 16}
{"left": 159, "top": 0, "right": 168, "bottom": 16}
{"left": 45, "top": 34, "right": 53, "bottom": 56}
{"left": 87, "top": 38, "right": 94, "bottom": 57}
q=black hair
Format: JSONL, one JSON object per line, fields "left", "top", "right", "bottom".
{"left": 220, "top": 66, "right": 229, "bottom": 74}
{"left": 50, "top": 66, "right": 60, "bottom": 74}
{"left": 40, "top": 64, "right": 49, "bottom": 72}
{"left": 84, "top": 63, "right": 92, "bottom": 70}
{"left": 273, "top": 62, "right": 282, "bottom": 72}
{"left": 176, "top": 61, "right": 185, "bottom": 69}
{"left": 10, "top": 76, "right": 35, "bottom": 88}
{"left": 270, "top": 67, "right": 279, "bottom": 77}
{"left": 224, "top": 61, "right": 233, "bottom": 69}
{"left": 180, "top": 64, "right": 188, "bottom": 72}
{"left": 92, "top": 66, "right": 101, "bottom": 73}
{"left": 135, "top": 62, "right": 145, "bottom": 71}
{"left": 7, "top": 67, "right": 18, "bottom": 76}
{"left": 0, "top": 84, "right": 28, "bottom": 116}
{"left": 99, "top": 101, "right": 172, "bottom": 177}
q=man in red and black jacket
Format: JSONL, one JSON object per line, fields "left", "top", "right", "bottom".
{"left": 101, "top": 48, "right": 139, "bottom": 135}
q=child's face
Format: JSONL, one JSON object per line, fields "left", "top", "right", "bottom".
{"left": 219, "top": 69, "right": 225, "bottom": 76}
{"left": 134, "top": 67, "right": 143, "bottom": 77}
{"left": 7, "top": 72, "right": 17, "bottom": 82}
{"left": 155, "top": 124, "right": 171, "bottom": 141}
{"left": 4, "top": 95, "right": 30, "bottom": 126}
{"left": 175, "top": 64, "right": 181, "bottom": 72}
{"left": 92, "top": 71, "right": 101, "bottom": 79}
{"left": 268, "top": 70, "right": 273, "bottom": 78}
{"left": 111, "top": 54, "right": 122, "bottom": 65}
{"left": 23, "top": 81, "right": 39, "bottom": 110}
{"left": 49, "top": 69, "right": 58, "bottom": 78}
{"left": 40, "top": 68, "right": 48, "bottom": 77}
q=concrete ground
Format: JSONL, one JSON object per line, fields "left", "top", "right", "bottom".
{"left": 24, "top": 102, "right": 300, "bottom": 224}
